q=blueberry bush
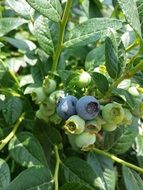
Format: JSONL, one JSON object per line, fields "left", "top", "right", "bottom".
{"left": 0, "top": 0, "right": 143, "bottom": 189}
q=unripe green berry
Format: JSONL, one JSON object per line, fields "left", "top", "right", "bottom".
{"left": 102, "top": 123, "right": 117, "bottom": 131}
{"left": 102, "top": 103, "right": 124, "bottom": 124}
{"left": 36, "top": 110, "right": 49, "bottom": 122}
{"left": 75, "top": 132, "right": 96, "bottom": 148}
{"left": 77, "top": 70, "right": 91, "bottom": 88}
{"left": 49, "top": 90, "right": 65, "bottom": 105}
{"left": 85, "top": 116, "right": 105, "bottom": 134}
{"left": 64, "top": 115, "right": 85, "bottom": 135}
{"left": 43, "top": 76, "right": 57, "bottom": 95}
{"left": 39, "top": 101, "right": 55, "bottom": 116}
{"left": 68, "top": 131, "right": 96, "bottom": 149}
{"left": 122, "top": 108, "right": 133, "bottom": 125}
{"left": 31, "top": 87, "right": 46, "bottom": 104}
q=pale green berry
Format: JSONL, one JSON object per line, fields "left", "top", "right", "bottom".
{"left": 85, "top": 116, "right": 105, "bottom": 134}
{"left": 43, "top": 76, "right": 57, "bottom": 95}
{"left": 36, "top": 110, "right": 49, "bottom": 122}
{"left": 128, "top": 87, "right": 140, "bottom": 97}
{"left": 95, "top": 116, "right": 106, "bottom": 125}
{"left": 122, "top": 108, "right": 133, "bottom": 125}
{"left": 102, "top": 123, "right": 117, "bottom": 131}
{"left": 49, "top": 90, "right": 65, "bottom": 105}
{"left": 64, "top": 115, "right": 85, "bottom": 135}
{"left": 102, "top": 103, "right": 124, "bottom": 124}
{"left": 39, "top": 101, "right": 55, "bottom": 116}
{"left": 75, "top": 132, "right": 96, "bottom": 148}
{"left": 68, "top": 132, "right": 96, "bottom": 150}
{"left": 131, "top": 98, "right": 143, "bottom": 117}
{"left": 31, "top": 87, "right": 46, "bottom": 104}
{"left": 77, "top": 70, "right": 91, "bottom": 88}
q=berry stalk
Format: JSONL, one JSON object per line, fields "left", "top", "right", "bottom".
{"left": 93, "top": 147, "right": 143, "bottom": 174}
{"left": 54, "top": 145, "right": 61, "bottom": 190}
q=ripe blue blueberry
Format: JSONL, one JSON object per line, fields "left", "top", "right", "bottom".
{"left": 56, "top": 95, "right": 78, "bottom": 120}
{"left": 76, "top": 96, "right": 100, "bottom": 120}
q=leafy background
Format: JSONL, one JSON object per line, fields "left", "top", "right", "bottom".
{"left": 0, "top": 0, "right": 143, "bottom": 189}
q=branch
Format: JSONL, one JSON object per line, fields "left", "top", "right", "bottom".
{"left": 52, "top": 0, "right": 72, "bottom": 72}
{"left": 104, "top": 61, "right": 143, "bottom": 99}
{"left": 0, "top": 113, "right": 25, "bottom": 151}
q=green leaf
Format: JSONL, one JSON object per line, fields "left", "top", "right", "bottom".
{"left": 103, "top": 122, "right": 139, "bottom": 155}
{"left": 7, "top": 0, "right": 34, "bottom": 19}
{"left": 26, "top": 0, "right": 62, "bottom": 22}
{"left": 2, "top": 97, "right": 23, "bottom": 125}
{"left": 65, "top": 71, "right": 83, "bottom": 91}
{"left": 62, "top": 157, "right": 102, "bottom": 190}
{"left": 117, "top": 41, "right": 126, "bottom": 77}
{"left": 34, "top": 120, "right": 62, "bottom": 146}
{"left": 6, "top": 167, "right": 53, "bottom": 190}
{"left": 89, "top": 0, "right": 103, "bottom": 18}
{"left": 60, "top": 182, "right": 93, "bottom": 190}
{"left": 105, "top": 37, "right": 118, "bottom": 79}
{"left": 64, "top": 18, "right": 122, "bottom": 47}
{"left": 9, "top": 132, "right": 48, "bottom": 168}
{"left": 46, "top": 126, "right": 62, "bottom": 145}
{"left": 134, "top": 134, "right": 143, "bottom": 168}
{"left": 122, "top": 166, "right": 143, "bottom": 190}
{"left": 0, "top": 18, "right": 27, "bottom": 37}
{"left": 34, "top": 15, "right": 57, "bottom": 54}
{"left": 85, "top": 44, "right": 105, "bottom": 71}
{"left": 133, "top": 72, "right": 143, "bottom": 87}
{"left": 0, "top": 60, "right": 7, "bottom": 80}
{"left": 20, "top": 74, "right": 34, "bottom": 87}
{"left": 137, "top": 0, "right": 143, "bottom": 39}
{"left": 112, "top": 88, "right": 136, "bottom": 109}
{"left": 87, "top": 152, "right": 116, "bottom": 190}
{"left": 0, "top": 159, "right": 11, "bottom": 190}
{"left": 31, "top": 64, "right": 45, "bottom": 84}
{"left": 136, "top": 156, "right": 143, "bottom": 168}
{"left": 5, "top": 37, "right": 36, "bottom": 52}
{"left": 92, "top": 72, "right": 109, "bottom": 94}
{"left": 135, "top": 134, "right": 143, "bottom": 156}
{"left": 58, "top": 70, "right": 72, "bottom": 85}
{"left": 6, "top": 57, "right": 27, "bottom": 73}
{"left": 0, "top": 42, "right": 4, "bottom": 49}
{"left": 118, "top": 0, "right": 141, "bottom": 37}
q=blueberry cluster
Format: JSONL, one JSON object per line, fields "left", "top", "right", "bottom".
{"left": 31, "top": 75, "right": 140, "bottom": 151}
{"left": 56, "top": 95, "right": 135, "bottom": 150}
{"left": 56, "top": 95, "right": 100, "bottom": 150}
